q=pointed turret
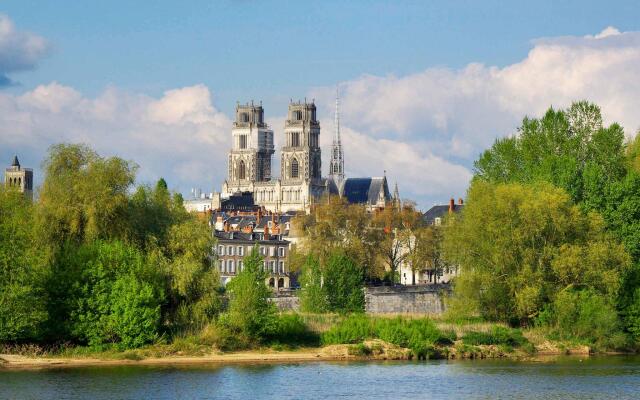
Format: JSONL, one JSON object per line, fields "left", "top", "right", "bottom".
{"left": 392, "top": 182, "right": 401, "bottom": 210}
{"left": 11, "top": 155, "right": 19, "bottom": 168}
{"left": 329, "top": 86, "right": 345, "bottom": 184}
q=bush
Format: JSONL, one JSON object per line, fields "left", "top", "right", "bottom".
{"left": 266, "top": 314, "right": 320, "bottom": 347}
{"left": 537, "top": 289, "right": 628, "bottom": 349}
{"left": 321, "top": 315, "right": 454, "bottom": 357}
{"left": 323, "top": 251, "right": 365, "bottom": 313}
{"left": 462, "top": 326, "right": 531, "bottom": 351}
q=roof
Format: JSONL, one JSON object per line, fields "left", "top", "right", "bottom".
{"left": 220, "top": 192, "right": 258, "bottom": 211}
{"left": 214, "top": 231, "right": 289, "bottom": 245}
{"left": 341, "top": 177, "right": 391, "bottom": 205}
{"left": 11, "top": 155, "right": 19, "bottom": 167}
{"left": 423, "top": 203, "right": 464, "bottom": 224}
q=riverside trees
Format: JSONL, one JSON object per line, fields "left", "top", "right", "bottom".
{"left": 450, "top": 101, "right": 640, "bottom": 348}
{"left": 0, "top": 144, "right": 222, "bottom": 348}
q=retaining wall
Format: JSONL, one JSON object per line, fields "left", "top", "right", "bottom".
{"left": 364, "top": 284, "right": 450, "bottom": 315}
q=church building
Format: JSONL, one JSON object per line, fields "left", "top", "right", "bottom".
{"left": 4, "top": 156, "right": 33, "bottom": 200}
{"left": 217, "top": 95, "right": 397, "bottom": 213}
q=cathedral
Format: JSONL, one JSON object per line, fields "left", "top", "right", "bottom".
{"left": 218, "top": 95, "right": 395, "bottom": 213}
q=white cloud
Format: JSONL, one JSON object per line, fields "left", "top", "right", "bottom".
{"left": 0, "top": 14, "right": 50, "bottom": 85}
{"left": 0, "top": 83, "right": 232, "bottom": 194}
{"left": 309, "top": 27, "right": 640, "bottom": 206}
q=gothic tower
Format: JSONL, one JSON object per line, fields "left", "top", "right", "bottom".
{"left": 281, "top": 101, "right": 321, "bottom": 183}
{"left": 227, "top": 102, "right": 274, "bottom": 190}
{"left": 329, "top": 87, "right": 345, "bottom": 184}
{"left": 4, "top": 155, "right": 33, "bottom": 200}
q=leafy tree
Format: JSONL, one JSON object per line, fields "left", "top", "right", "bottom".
{"left": 163, "top": 219, "right": 221, "bottom": 331}
{"left": 323, "top": 250, "right": 365, "bottom": 313}
{"left": 37, "top": 144, "right": 136, "bottom": 244}
{"left": 55, "top": 241, "right": 164, "bottom": 349}
{"left": 0, "top": 187, "right": 48, "bottom": 341}
{"left": 444, "top": 180, "right": 630, "bottom": 324}
{"left": 299, "top": 255, "right": 328, "bottom": 313}
{"left": 475, "top": 101, "right": 626, "bottom": 206}
{"left": 223, "top": 247, "right": 277, "bottom": 342}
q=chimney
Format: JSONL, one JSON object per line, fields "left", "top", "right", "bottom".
{"left": 449, "top": 198, "right": 455, "bottom": 214}
{"left": 264, "top": 226, "right": 270, "bottom": 241}
{"left": 224, "top": 222, "right": 230, "bottom": 232}
{"left": 458, "top": 198, "right": 464, "bottom": 205}
{"left": 257, "top": 209, "right": 262, "bottom": 225}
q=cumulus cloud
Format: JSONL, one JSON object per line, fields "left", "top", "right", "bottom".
{"left": 310, "top": 26, "right": 640, "bottom": 206}
{"left": 0, "top": 83, "right": 232, "bottom": 193}
{"left": 0, "top": 14, "right": 50, "bottom": 86}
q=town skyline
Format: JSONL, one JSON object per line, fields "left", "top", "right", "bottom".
{"left": 1, "top": 2, "right": 639, "bottom": 208}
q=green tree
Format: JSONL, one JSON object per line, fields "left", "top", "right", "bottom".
{"left": 0, "top": 187, "right": 48, "bottom": 341}
{"left": 299, "top": 255, "right": 328, "bottom": 313}
{"left": 444, "top": 181, "right": 630, "bottom": 324}
{"left": 223, "top": 247, "right": 277, "bottom": 342}
{"left": 323, "top": 250, "right": 365, "bottom": 313}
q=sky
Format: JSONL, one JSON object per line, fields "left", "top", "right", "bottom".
{"left": 1, "top": 0, "right": 639, "bottom": 209}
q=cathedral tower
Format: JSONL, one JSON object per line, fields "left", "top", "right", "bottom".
{"left": 281, "top": 101, "right": 321, "bottom": 183}
{"left": 329, "top": 87, "right": 345, "bottom": 184}
{"left": 227, "top": 102, "right": 274, "bottom": 191}
{"left": 4, "top": 155, "right": 33, "bottom": 200}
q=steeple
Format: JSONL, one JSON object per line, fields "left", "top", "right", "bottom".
{"left": 11, "top": 155, "right": 19, "bottom": 168}
{"left": 392, "top": 182, "right": 401, "bottom": 210}
{"left": 329, "top": 86, "right": 345, "bottom": 183}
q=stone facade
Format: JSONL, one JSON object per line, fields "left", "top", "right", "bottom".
{"left": 364, "top": 285, "right": 451, "bottom": 315}
{"left": 269, "top": 293, "right": 300, "bottom": 311}
{"left": 4, "top": 156, "right": 33, "bottom": 200}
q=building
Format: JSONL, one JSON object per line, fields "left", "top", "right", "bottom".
{"left": 423, "top": 198, "right": 464, "bottom": 226}
{"left": 4, "top": 156, "right": 33, "bottom": 200}
{"left": 397, "top": 197, "right": 464, "bottom": 285}
{"left": 213, "top": 212, "right": 295, "bottom": 289}
{"left": 217, "top": 94, "right": 394, "bottom": 213}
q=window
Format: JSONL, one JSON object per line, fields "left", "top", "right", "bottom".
{"left": 228, "top": 260, "right": 234, "bottom": 273}
{"left": 293, "top": 110, "right": 302, "bottom": 121}
{"left": 291, "top": 132, "right": 300, "bottom": 147}
{"left": 238, "top": 160, "right": 246, "bottom": 180}
{"left": 269, "top": 247, "right": 275, "bottom": 257}
{"left": 239, "top": 135, "right": 247, "bottom": 149}
{"left": 278, "top": 247, "right": 285, "bottom": 257}
{"left": 218, "top": 245, "right": 224, "bottom": 256}
{"left": 219, "top": 260, "right": 224, "bottom": 272}
{"left": 260, "top": 246, "right": 266, "bottom": 256}
{"left": 279, "top": 261, "right": 285, "bottom": 274}
{"left": 434, "top": 217, "right": 442, "bottom": 226}
{"left": 240, "top": 112, "right": 249, "bottom": 123}
{"left": 221, "top": 260, "right": 226, "bottom": 273}
{"left": 291, "top": 158, "right": 299, "bottom": 178}
{"left": 270, "top": 261, "right": 275, "bottom": 273}
{"left": 238, "top": 246, "right": 244, "bottom": 256}
{"left": 238, "top": 260, "right": 243, "bottom": 271}
{"left": 247, "top": 245, "right": 253, "bottom": 255}
{"left": 228, "top": 246, "right": 233, "bottom": 256}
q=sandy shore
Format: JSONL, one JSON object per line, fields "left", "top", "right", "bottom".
{"left": 0, "top": 347, "right": 360, "bottom": 370}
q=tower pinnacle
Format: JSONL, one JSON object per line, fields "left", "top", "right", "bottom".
{"left": 329, "top": 86, "right": 345, "bottom": 183}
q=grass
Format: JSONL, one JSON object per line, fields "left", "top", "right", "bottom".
{"left": 462, "top": 326, "right": 535, "bottom": 353}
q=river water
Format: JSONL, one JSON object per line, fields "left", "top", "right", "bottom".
{"left": 1, "top": 356, "right": 639, "bottom": 399}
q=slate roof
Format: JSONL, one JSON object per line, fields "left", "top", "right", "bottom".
{"left": 11, "top": 155, "right": 19, "bottom": 167}
{"left": 214, "top": 231, "right": 288, "bottom": 245}
{"left": 423, "top": 203, "right": 464, "bottom": 225}
{"left": 220, "top": 192, "right": 258, "bottom": 211}
{"left": 341, "top": 177, "right": 391, "bottom": 205}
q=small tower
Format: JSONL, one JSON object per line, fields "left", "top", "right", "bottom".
{"left": 227, "top": 102, "right": 275, "bottom": 189}
{"left": 392, "top": 182, "right": 401, "bottom": 210}
{"left": 281, "top": 100, "right": 321, "bottom": 182}
{"left": 329, "top": 86, "right": 345, "bottom": 184}
{"left": 4, "top": 155, "right": 33, "bottom": 200}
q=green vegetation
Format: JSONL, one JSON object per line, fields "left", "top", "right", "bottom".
{"left": 449, "top": 100, "right": 640, "bottom": 351}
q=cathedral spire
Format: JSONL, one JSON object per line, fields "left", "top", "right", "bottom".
{"left": 392, "top": 182, "right": 401, "bottom": 210}
{"left": 329, "top": 86, "right": 345, "bottom": 183}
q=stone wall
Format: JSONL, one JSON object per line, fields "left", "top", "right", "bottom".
{"left": 364, "top": 284, "right": 450, "bottom": 315}
{"left": 269, "top": 294, "right": 300, "bottom": 311}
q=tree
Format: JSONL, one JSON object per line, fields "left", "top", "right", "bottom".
{"left": 323, "top": 250, "right": 365, "bottom": 313}
{"left": 444, "top": 180, "right": 630, "bottom": 324}
{"left": 474, "top": 101, "right": 627, "bottom": 206}
{"left": 0, "top": 187, "right": 48, "bottom": 341}
{"left": 37, "top": 144, "right": 136, "bottom": 245}
{"left": 163, "top": 219, "right": 222, "bottom": 331}
{"left": 299, "top": 255, "right": 328, "bottom": 313}
{"left": 223, "top": 247, "right": 277, "bottom": 342}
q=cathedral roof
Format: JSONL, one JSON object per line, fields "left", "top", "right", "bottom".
{"left": 341, "top": 177, "right": 391, "bottom": 205}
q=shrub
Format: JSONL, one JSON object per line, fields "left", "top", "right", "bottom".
{"left": 321, "top": 314, "right": 373, "bottom": 345}
{"left": 462, "top": 326, "right": 528, "bottom": 348}
{"left": 266, "top": 314, "right": 320, "bottom": 347}
{"left": 347, "top": 343, "right": 372, "bottom": 356}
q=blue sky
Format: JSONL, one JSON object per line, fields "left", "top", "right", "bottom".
{"left": 1, "top": 1, "right": 639, "bottom": 207}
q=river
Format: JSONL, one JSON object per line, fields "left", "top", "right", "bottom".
{"left": 1, "top": 356, "right": 639, "bottom": 399}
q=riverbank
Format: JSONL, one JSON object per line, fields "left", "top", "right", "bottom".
{"left": 0, "top": 340, "right": 598, "bottom": 370}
